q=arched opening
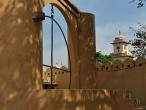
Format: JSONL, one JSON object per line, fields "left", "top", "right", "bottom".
{"left": 38, "top": 1, "right": 96, "bottom": 89}
{"left": 42, "top": 4, "right": 71, "bottom": 89}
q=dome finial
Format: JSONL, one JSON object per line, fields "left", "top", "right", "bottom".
{"left": 119, "top": 30, "right": 121, "bottom": 35}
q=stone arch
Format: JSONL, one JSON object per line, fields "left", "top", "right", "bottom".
{"left": 39, "top": 0, "right": 96, "bottom": 89}
{"left": 0, "top": 0, "right": 96, "bottom": 90}
{"left": 41, "top": 0, "right": 79, "bottom": 59}
{"left": 40, "top": 0, "right": 80, "bottom": 89}
{"left": 40, "top": 0, "right": 79, "bottom": 34}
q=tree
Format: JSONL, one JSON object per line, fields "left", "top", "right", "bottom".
{"left": 128, "top": 0, "right": 146, "bottom": 57}
{"left": 129, "top": 23, "right": 146, "bottom": 57}
{"left": 96, "top": 51, "right": 113, "bottom": 63}
{"left": 129, "top": 0, "right": 146, "bottom": 8}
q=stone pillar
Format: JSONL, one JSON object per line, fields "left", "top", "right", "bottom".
{"left": 0, "top": 0, "right": 42, "bottom": 90}
{"left": 68, "top": 13, "right": 96, "bottom": 89}
{"left": 78, "top": 13, "right": 96, "bottom": 89}
{"left": 68, "top": 28, "right": 80, "bottom": 89}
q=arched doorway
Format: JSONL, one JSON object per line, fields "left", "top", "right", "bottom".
{"left": 39, "top": 1, "right": 80, "bottom": 89}
{"left": 42, "top": 4, "right": 71, "bottom": 89}
{"left": 38, "top": 0, "right": 96, "bottom": 89}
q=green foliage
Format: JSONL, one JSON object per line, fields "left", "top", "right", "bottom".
{"left": 129, "top": 23, "right": 146, "bottom": 57}
{"left": 96, "top": 51, "right": 113, "bottom": 63}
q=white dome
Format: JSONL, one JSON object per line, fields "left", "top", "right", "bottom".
{"left": 116, "top": 34, "right": 125, "bottom": 39}
{"left": 111, "top": 31, "right": 129, "bottom": 44}
{"left": 115, "top": 30, "right": 125, "bottom": 39}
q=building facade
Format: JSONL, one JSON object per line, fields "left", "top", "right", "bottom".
{"left": 110, "top": 31, "right": 133, "bottom": 62}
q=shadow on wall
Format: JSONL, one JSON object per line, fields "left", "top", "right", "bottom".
{"left": 0, "top": 0, "right": 42, "bottom": 90}
{"left": 0, "top": 0, "right": 96, "bottom": 91}
{"left": 96, "top": 57, "right": 146, "bottom": 106}
{"left": 0, "top": 89, "right": 135, "bottom": 110}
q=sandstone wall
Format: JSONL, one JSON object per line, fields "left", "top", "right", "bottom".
{"left": 1, "top": 0, "right": 145, "bottom": 109}
{"left": 0, "top": 0, "right": 42, "bottom": 90}
{"left": 0, "top": 89, "right": 138, "bottom": 110}
{"left": 96, "top": 57, "right": 146, "bottom": 106}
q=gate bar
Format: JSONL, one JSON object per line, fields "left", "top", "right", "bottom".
{"left": 50, "top": 5, "right": 54, "bottom": 89}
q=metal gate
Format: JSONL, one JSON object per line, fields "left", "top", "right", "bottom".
{"left": 32, "top": 5, "right": 72, "bottom": 89}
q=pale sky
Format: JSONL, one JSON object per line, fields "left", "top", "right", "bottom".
{"left": 43, "top": 0, "right": 146, "bottom": 67}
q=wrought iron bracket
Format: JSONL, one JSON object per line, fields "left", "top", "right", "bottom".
{"left": 32, "top": 11, "right": 45, "bottom": 21}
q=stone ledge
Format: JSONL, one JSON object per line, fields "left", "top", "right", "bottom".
{"left": 0, "top": 89, "right": 137, "bottom": 110}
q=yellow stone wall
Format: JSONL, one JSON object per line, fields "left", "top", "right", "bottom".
{"left": 43, "top": 67, "right": 70, "bottom": 89}
{"left": 1, "top": 0, "right": 145, "bottom": 109}
{"left": 0, "top": 0, "right": 96, "bottom": 90}
{"left": 0, "top": 89, "right": 137, "bottom": 110}
{"left": 96, "top": 57, "right": 146, "bottom": 106}
{"left": 0, "top": 0, "right": 42, "bottom": 90}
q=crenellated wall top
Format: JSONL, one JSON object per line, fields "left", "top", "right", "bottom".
{"left": 96, "top": 57, "right": 146, "bottom": 71}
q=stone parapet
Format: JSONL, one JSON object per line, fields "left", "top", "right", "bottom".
{"left": 0, "top": 89, "right": 138, "bottom": 110}
{"left": 96, "top": 57, "right": 146, "bottom": 106}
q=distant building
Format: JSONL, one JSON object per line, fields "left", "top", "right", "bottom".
{"left": 42, "top": 65, "right": 69, "bottom": 89}
{"left": 110, "top": 31, "right": 133, "bottom": 62}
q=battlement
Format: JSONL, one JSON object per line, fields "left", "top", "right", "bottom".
{"left": 96, "top": 56, "right": 146, "bottom": 106}
{"left": 96, "top": 57, "right": 146, "bottom": 71}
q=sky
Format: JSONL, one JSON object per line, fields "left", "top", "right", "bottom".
{"left": 42, "top": 0, "right": 146, "bottom": 67}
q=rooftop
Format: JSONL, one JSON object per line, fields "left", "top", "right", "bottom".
{"left": 111, "top": 31, "right": 129, "bottom": 44}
